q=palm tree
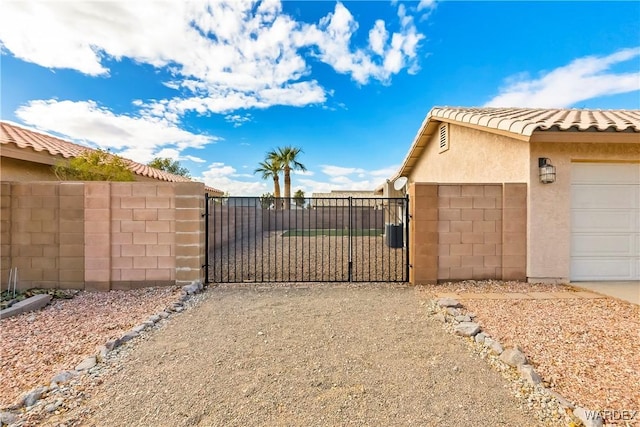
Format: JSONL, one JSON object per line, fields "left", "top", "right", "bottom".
{"left": 269, "top": 146, "right": 306, "bottom": 210}
{"left": 255, "top": 158, "right": 282, "bottom": 209}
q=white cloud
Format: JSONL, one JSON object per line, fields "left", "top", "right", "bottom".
{"left": 291, "top": 163, "right": 400, "bottom": 195}
{"left": 321, "top": 165, "right": 366, "bottom": 177}
{"left": 184, "top": 155, "right": 207, "bottom": 164}
{"left": 15, "top": 99, "right": 215, "bottom": 164}
{"left": 485, "top": 47, "right": 640, "bottom": 108}
{"left": 297, "top": 176, "right": 380, "bottom": 195}
{"left": 300, "top": 2, "right": 425, "bottom": 85}
{"left": 2, "top": 1, "right": 430, "bottom": 170}
{"left": 417, "top": 0, "right": 437, "bottom": 12}
{"left": 196, "top": 162, "right": 268, "bottom": 196}
{"left": 154, "top": 148, "right": 206, "bottom": 164}
{"left": 224, "top": 113, "right": 252, "bottom": 127}
{"left": 1, "top": 0, "right": 427, "bottom": 119}
{"left": 292, "top": 169, "right": 314, "bottom": 176}
{"left": 369, "top": 20, "right": 388, "bottom": 56}
{"left": 369, "top": 165, "right": 399, "bottom": 177}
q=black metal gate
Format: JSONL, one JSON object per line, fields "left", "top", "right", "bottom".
{"left": 204, "top": 196, "right": 409, "bottom": 283}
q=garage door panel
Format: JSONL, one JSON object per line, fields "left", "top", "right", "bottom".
{"left": 572, "top": 185, "right": 639, "bottom": 209}
{"left": 571, "top": 163, "right": 640, "bottom": 281}
{"left": 571, "top": 259, "right": 634, "bottom": 281}
{"left": 572, "top": 209, "right": 637, "bottom": 232}
{"left": 572, "top": 234, "right": 635, "bottom": 256}
{"left": 572, "top": 163, "right": 640, "bottom": 184}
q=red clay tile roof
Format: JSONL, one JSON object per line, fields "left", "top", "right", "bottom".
{"left": 430, "top": 107, "right": 640, "bottom": 136}
{"left": 392, "top": 106, "right": 640, "bottom": 182}
{"left": 0, "top": 121, "right": 224, "bottom": 194}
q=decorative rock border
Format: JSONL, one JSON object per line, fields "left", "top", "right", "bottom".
{"left": 431, "top": 297, "right": 603, "bottom": 427}
{"left": 0, "top": 281, "right": 206, "bottom": 426}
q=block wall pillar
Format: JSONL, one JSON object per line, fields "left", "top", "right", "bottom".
{"left": 408, "top": 183, "right": 438, "bottom": 284}
{"left": 502, "top": 183, "right": 527, "bottom": 280}
{"left": 175, "top": 182, "right": 205, "bottom": 285}
{"left": 1, "top": 182, "right": 12, "bottom": 289}
{"left": 59, "top": 183, "right": 85, "bottom": 289}
{"left": 84, "top": 182, "right": 111, "bottom": 291}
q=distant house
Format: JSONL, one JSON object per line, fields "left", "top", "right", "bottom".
{"left": 385, "top": 106, "right": 640, "bottom": 284}
{"left": 0, "top": 121, "right": 223, "bottom": 195}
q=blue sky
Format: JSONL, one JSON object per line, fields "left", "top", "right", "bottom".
{"left": 1, "top": 1, "right": 639, "bottom": 195}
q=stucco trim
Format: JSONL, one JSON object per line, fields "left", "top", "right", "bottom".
{"left": 1, "top": 144, "right": 61, "bottom": 166}
{"left": 530, "top": 131, "right": 640, "bottom": 144}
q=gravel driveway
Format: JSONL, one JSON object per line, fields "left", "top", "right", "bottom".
{"left": 53, "top": 284, "right": 540, "bottom": 427}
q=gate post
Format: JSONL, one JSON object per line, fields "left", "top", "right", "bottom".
{"left": 405, "top": 194, "right": 410, "bottom": 281}
{"left": 203, "top": 193, "right": 210, "bottom": 283}
{"left": 348, "top": 196, "right": 353, "bottom": 281}
{"left": 408, "top": 183, "right": 438, "bottom": 284}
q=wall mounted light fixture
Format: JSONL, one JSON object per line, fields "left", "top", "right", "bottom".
{"left": 538, "top": 157, "right": 556, "bottom": 184}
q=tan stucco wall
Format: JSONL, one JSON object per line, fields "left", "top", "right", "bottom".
{"left": 408, "top": 124, "right": 530, "bottom": 183}
{"left": 527, "top": 141, "right": 640, "bottom": 283}
{"left": 1, "top": 157, "right": 60, "bottom": 181}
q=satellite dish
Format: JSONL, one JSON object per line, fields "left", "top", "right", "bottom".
{"left": 393, "top": 176, "right": 408, "bottom": 191}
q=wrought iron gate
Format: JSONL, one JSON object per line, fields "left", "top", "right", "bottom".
{"left": 204, "top": 196, "right": 409, "bottom": 283}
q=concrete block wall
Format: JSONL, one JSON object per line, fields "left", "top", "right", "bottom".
{"left": 437, "top": 184, "right": 503, "bottom": 281}
{"left": 59, "top": 183, "right": 85, "bottom": 289}
{"left": 210, "top": 206, "right": 263, "bottom": 250}
{"left": 175, "top": 182, "right": 205, "bottom": 286}
{"left": 1, "top": 183, "right": 12, "bottom": 286}
{"left": 108, "top": 182, "right": 178, "bottom": 290}
{"left": 8, "top": 183, "right": 61, "bottom": 289}
{"left": 261, "top": 208, "right": 384, "bottom": 232}
{"left": 408, "top": 183, "right": 438, "bottom": 284}
{"left": 1, "top": 181, "right": 204, "bottom": 291}
{"left": 409, "top": 182, "right": 527, "bottom": 284}
{"left": 502, "top": 183, "right": 527, "bottom": 280}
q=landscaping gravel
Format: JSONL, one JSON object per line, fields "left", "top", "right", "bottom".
{"left": 4, "top": 279, "right": 634, "bottom": 427}
{"left": 419, "top": 280, "right": 640, "bottom": 427}
{"left": 0, "top": 287, "right": 180, "bottom": 407}
{"left": 35, "top": 284, "right": 543, "bottom": 427}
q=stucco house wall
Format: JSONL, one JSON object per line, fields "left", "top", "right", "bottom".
{"left": 406, "top": 132, "right": 640, "bottom": 283}
{"left": 1, "top": 156, "right": 57, "bottom": 181}
{"left": 408, "top": 124, "right": 530, "bottom": 184}
{"left": 1, "top": 155, "right": 169, "bottom": 183}
{"left": 527, "top": 139, "right": 640, "bottom": 282}
{"left": 390, "top": 107, "right": 639, "bottom": 285}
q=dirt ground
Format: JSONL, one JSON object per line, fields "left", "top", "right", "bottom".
{"left": 51, "top": 284, "right": 541, "bottom": 427}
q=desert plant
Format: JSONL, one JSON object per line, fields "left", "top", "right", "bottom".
{"left": 54, "top": 150, "right": 134, "bottom": 181}
{"left": 293, "top": 189, "right": 305, "bottom": 207}
{"left": 259, "top": 192, "right": 275, "bottom": 209}
{"left": 148, "top": 157, "right": 191, "bottom": 177}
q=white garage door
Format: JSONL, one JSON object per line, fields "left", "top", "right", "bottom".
{"left": 571, "top": 163, "right": 640, "bottom": 281}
